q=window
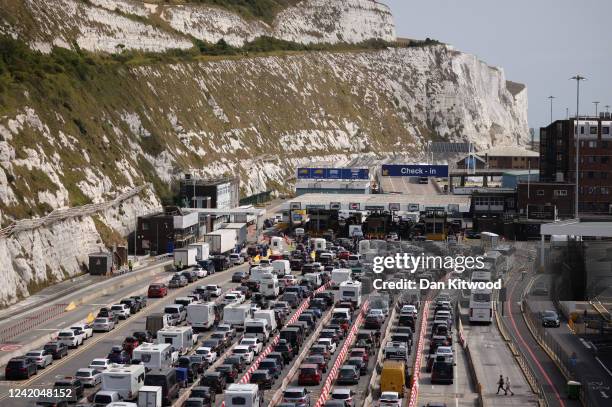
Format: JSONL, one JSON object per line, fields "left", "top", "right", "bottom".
{"left": 588, "top": 141, "right": 597, "bottom": 148}
{"left": 537, "top": 190, "right": 545, "bottom": 196}
{"left": 581, "top": 126, "right": 585, "bottom": 134}
{"left": 554, "top": 190, "right": 568, "bottom": 197}
{"left": 602, "top": 187, "right": 609, "bottom": 195}
{"left": 590, "top": 126, "right": 598, "bottom": 135}
{"left": 142, "top": 222, "right": 149, "bottom": 231}
{"left": 603, "top": 127, "right": 610, "bottom": 135}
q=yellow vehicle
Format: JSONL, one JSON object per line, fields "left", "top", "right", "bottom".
{"left": 380, "top": 360, "right": 406, "bottom": 396}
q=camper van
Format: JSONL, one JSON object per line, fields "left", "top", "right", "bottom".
{"left": 223, "top": 304, "right": 252, "bottom": 331}
{"left": 224, "top": 384, "right": 262, "bottom": 407}
{"left": 339, "top": 281, "right": 362, "bottom": 307}
{"left": 132, "top": 343, "right": 174, "bottom": 370}
{"left": 311, "top": 238, "right": 327, "bottom": 251}
{"left": 156, "top": 326, "right": 194, "bottom": 354}
{"left": 186, "top": 302, "right": 216, "bottom": 331}
{"left": 303, "top": 272, "right": 323, "bottom": 288}
{"left": 253, "top": 310, "right": 277, "bottom": 334}
{"left": 251, "top": 266, "right": 275, "bottom": 283}
{"left": 271, "top": 260, "right": 291, "bottom": 276}
{"left": 244, "top": 319, "right": 270, "bottom": 342}
{"left": 331, "top": 269, "right": 352, "bottom": 288}
{"left": 101, "top": 364, "right": 146, "bottom": 401}
{"left": 260, "top": 274, "right": 279, "bottom": 299}
{"left": 270, "top": 237, "right": 285, "bottom": 253}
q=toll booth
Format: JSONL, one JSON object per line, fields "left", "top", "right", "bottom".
{"left": 424, "top": 210, "right": 448, "bottom": 241}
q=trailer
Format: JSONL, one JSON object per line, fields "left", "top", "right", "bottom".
{"left": 204, "top": 229, "right": 237, "bottom": 254}
{"left": 220, "top": 223, "right": 248, "bottom": 247}
{"left": 222, "top": 304, "right": 252, "bottom": 331}
{"left": 339, "top": 280, "right": 362, "bottom": 307}
{"left": 132, "top": 343, "right": 174, "bottom": 370}
{"left": 331, "top": 268, "right": 352, "bottom": 288}
{"left": 156, "top": 326, "right": 194, "bottom": 354}
{"left": 101, "top": 364, "right": 146, "bottom": 400}
{"left": 186, "top": 302, "right": 216, "bottom": 331}
{"left": 188, "top": 243, "right": 210, "bottom": 261}
{"left": 253, "top": 310, "right": 277, "bottom": 334}
{"left": 174, "top": 247, "right": 197, "bottom": 269}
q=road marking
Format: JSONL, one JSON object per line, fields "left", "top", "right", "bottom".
{"left": 595, "top": 356, "right": 612, "bottom": 378}
{"left": 0, "top": 344, "right": 22, "bottom": 352}
{"left": 601, "top": 391, "right": 609, "bottom": 399}
{"left": 579, "top": 338, "right": 592, "bottom": 349}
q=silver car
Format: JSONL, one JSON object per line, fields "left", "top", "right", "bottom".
{"left": 92, "top": 317, "right": 115, "bottom": 332}
{"left": 25, "top": 350, "right": 53, "bottom": 368}
{"left": 76, "top": 368, "right": 102, "bottom": 387}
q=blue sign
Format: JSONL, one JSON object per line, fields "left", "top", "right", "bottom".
{"left": 297, "top": 168, "right": 369, "bottom": 180}
{"left": 381, "top": 164, "right": 449, "bottom": 178}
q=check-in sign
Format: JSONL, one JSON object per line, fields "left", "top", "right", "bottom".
{"left": 382, "top": 164, "right": 449, "bottom": 177}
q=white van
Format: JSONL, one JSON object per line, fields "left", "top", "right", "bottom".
{"left": 132, "top": 343, "right": 174, "bottom": 370}
{"left": 347, "top": 254, "right": 361, "bottom": 267}
{"left": 244, "top": 319, "right": 270, "bottom": 342}
{"left": 332, "top": 308, "right": 352, "bottom": 322}
{"left": 156, "top": 326, "right": 194, "bottom": 354}
{"left": 253, "top": 310, "right": 277, "bottom": 334}
{"left": 163, "top": 304, "right": 186, "bottom": 325}
{"left": 101, "top": 364, "right": 146, "bottom": 401}
{"left": 339, "top": 281, "right": 362, "bottom": 307}
{"left": 271, "top": 260, "right": 291, "bottom": 276}
{"left": 186, "top": 302, "right": 216, "bottom": 331}
{"left": 224, "top": 384, "right": 261, "bottom": 407}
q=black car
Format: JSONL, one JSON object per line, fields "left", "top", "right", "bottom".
{"left": 43, "top": 342, "right": 68, "bottom": 360}
{"left": 132, "top": 331, "right": 154, "bottom": 344}
{"left": 131, "top": 295, "right": 147, "bottom": 308}
{"left": 5, "top": 357, "right": 37, "bottom": 380}
{"left": 177, "top": 357, "right": 200, "bottom": 383}
{"left": 336, "top": 365, "right": 359, "bottom": 385}
{"left": 189, "top": 386, "right": 215, "bottom": 407}
{"left": 211, "top": 255, "right": 230, "bottom": 272}
{"left": 181, "top": 270, "right": 198, "bottom": 283}
{"left": 120, "top": 298, "right": 140, "bottom": 314}
{"left": 267, "top": 352, "right": 286, "bottom": 369}
{"left": 542, "top": 310, "right": 561, "bottom": 327}
{"left": 225, "top": 355, "right": 246, "bottom": 373}
{"left": 108, "top": 346, "right": 131, "bottom": 364}
{"left": 53, "top": 376, "right": 84, "bottom": 402}
{"left": 250, "top": 370, "right": 274, "bottom": 389}
{"left": 346, "top": 356, "right": 367, "bottom": 375}
{"left": 200, "top": 372, "right": 226, "bottom": 394}
{"left": 201, "top": 339, "right": 223, "bottom": 354}
{"left": 215, "top": 364, "right": 238, "bottom": 383}
{"left": 97, "top": 307, "right": 119, "bottom": 323}
{"left": 189, "top": 355, "right": 209, "bottom": 374}
{"left": 259, "top": 358, "right": 282, "bottom": 379}
{"left": 273, "top": 340, "right": 294, "bottom": 362}
{"left": 232, "top": 271, "right": 248, "bottom": 283}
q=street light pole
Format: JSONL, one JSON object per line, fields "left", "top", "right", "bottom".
{"left": 571, "top": 75, "right": 586, "bottom": 219}
{"left": 548, "top": 95, "right": 555, "bottom": 123}
{"left": 594, "top": 101, "right": 600, "bottom": 116}
{"left": 606, "top": 105, "right": 610, "bottom": 114}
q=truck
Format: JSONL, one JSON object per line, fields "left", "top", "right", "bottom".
{"left": 101, "top": 364, "right": 146, "bottom": 401}
{"left": 188, "top": 243, "right": 210, "bottom": 261}
{"left": 244, "top": 318, "right": 270, "bottom": 342}
{"left": 220, "top": 223, "right": 248, "bottom": 247}
{"left": 222, "top": 304, "right": 252, "bottom": 331}
{"left": 174, "top": 247, "right": 197, "bottom": 269}
{"left": 203, "top": 229, "right": 236, "bottom": 255}
{"left": 331, "top": 268, "right": 352, "bottom": 288}
{"left": 145, "top": 314, "right": 171, "bottom": 338}
{"left": 156, "top": 326, "right": 194, "bottom": 355}
{"left": 339, "top": 281, "right": 362, "bottom": 307}
{"left": 271, "top": 260, "right": 291, "bottom": 276}
{"left": 186, "top": 302, "right": 216, "bottom": 331}
{"left": 132, "top": 343, "right": 174, "bottom": 370}
{"left": 138, "top": 386, "right": 162, "bottom": 407}
{"left": 224, "top": 384, "right": 261, "bottom": 407}
{"left": 253, "top": 310, "right": 277, "bottom": 334}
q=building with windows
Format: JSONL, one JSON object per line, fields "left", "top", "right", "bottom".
{"left": 477, "top": 146, "right": 540, "bottom": 170}
{"left": 540, "top": 114, "right": 612, "bottom": 215}
{"left": 135, "top": 206, "right": 204, "bottom": 255}
{"left": 179, "top": 174, "right": 240, "bottom": 209}
{"left": 516, "top": 182, "right": 575, "bottom": 220}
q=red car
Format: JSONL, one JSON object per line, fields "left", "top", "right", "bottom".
{"left": 147, "top": 283, "right": 168, "bottom": 298}
{"left": 298, "top": 364, "right": 322, "bottom": 385}
{"left": 350, "top": 348, "right": 369, "bottom": 364}
{"left": 338, "top": 250, "right": 350, "bottom": 260}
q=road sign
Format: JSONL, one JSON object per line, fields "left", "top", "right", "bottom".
{"left": 381, "top": 164, "right": 449, "bottom": 177}
{"left": 349, "top": 203, "right": 360, "bottom": 210}
{"left": 389, "top": 203, "right": 400, "bottom": 211}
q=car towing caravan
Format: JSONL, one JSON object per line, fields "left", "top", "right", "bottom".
{"left": 339, "top": 281, "right": 362, "bottom": 307}
{"left": 224, "top": 384, "right": 261, "bottom": 407}
{"left": 101, "top": 364, "right": 146, "bottom": 401}
{"left": 156, "top": 326, "right": 194, "bottom": 355}
{"left": 186, "top": 302, "right": 216, "bottom": 331}
{"left": 132, "top": 343, "right": 174, "bottom": 370}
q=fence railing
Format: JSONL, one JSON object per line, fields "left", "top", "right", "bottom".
{"left": 0, "top": 304, "right": 67, "bottom": 343}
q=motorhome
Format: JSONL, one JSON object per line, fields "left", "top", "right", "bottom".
{"left": 222, "top": 304, "right": 252, "bottom": 331}
{"left": 250, "top": 266, "right": 275, "bottom": 283}
{"left": 244, "top": 319, "right": 270, "bottom": 342}
{"left": 101, "top": 364, "right": 146, "bottom": 401}
{"left": 339, "top": 281, "right": 362, "bottom": 307}
{"left": 145, "top": 314, "right": 171, "bottom": 338}
{"left": 347, "top": 254, "right": 361, "bottom": 267}
{"left": 156, "top": 326, "right": 194, "bottom": 354}
{"left": 186, "top": 302, "right": 216, "bottom": 331}
{"left": 303, "top": 272, "right": 323, "bottom": 288}
{"left": 253, "top": 310, "right": 277, "bottom": 334}
{"left": 137, "top": 386, "right": 162, "bottom": 407}
{"left": 311, "top": 238, "right": 327, "bottom": 251}
{"left": 132, "top": 343, "right": 174, "bottom": 370}
{"left": 224, "top": 384, "right": 261, "bottom": 407}
{"left": 270, "top": 236, "right": 286, "bottom": 254}
{"left": 271, "top": 260, "right": 291, "bottom": 276}
{"left": 260, "top": 274, "right": 279, "bottom": 299}
{"left": 331, "top": 269, "right": 352, "bottom": 288}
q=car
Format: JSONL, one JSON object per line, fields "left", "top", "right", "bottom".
{"left": 53, "top": 376, "right": 84, "bottom": 401}
{"left": 298, "top": 364, "right": 322, "bottom": 385}
{"left": 120, "top": 298, "right": 140, "bottom": 314}
{"left": 195, "top": 347, "right": 218, "bottom": 364}
{"left": 533, "top": 283, "right": 549, "bottom": 296}
{"left": 75, "top": 368, "right": 102, "bottom": 387}
{"left": 70, "top": 323, "right": 93, "bottom": 339}
{"left": 240, "top": 338, "right": 263, "bottom": 355}
{"left": 336, "top": 365, "right": 359, "bottom": 385}
{"left": 177, "top": 356, "right": 200, "bottom": 383}
{"left": 25, "top": 350, "right": 53, "bottom": 368}
{"left": 235, "top": 285, "right": 252, "bottom": 299}
{"left": 349, "top": 348, "right": 369, "bottom": 364}
{"left": 364, "top": 314, "right": 383, "bottom": 329}
{"left": 193, "top": 266, "right": 208, "bottom": 279}
{"left": 435, "top": 346, "right": 453, "bottom": 360}
{"left": 200, "top": 372, "right": 226, "bottom": 394}
{"left": 181, "top": 270, "right": 198, "bottom": 283}
{"left": 131, "top": 295, "right": 148, "bottom": 309}
{"left": 216, "top": 324, "right": 236, "bottom": 339}
{"left": 229, "top": 290, "right": 246, "bottom": 303}
{"left": 465, "top": 230, "right": 480, "bottom": 239}
{"left": 201, "top": 339, "right": 223, "bottom": 354}
{"left": 148, "top": 283, "right": 168, "bottom": 298}
{"left": 304, "top": 355, "right": 327, "bottom": 373}
{"left": 132, "top": 331, "right": 153, "bottom": 344}
{"left": 330, "top": 388, "right": 355, "bottom": 407}
{"left": 43, "top": 342, "right": 68, "bottom": 360}
{"left": 57, "top": 329, "right": 83, "bottom": 348}
{"left": 5, "top": 357, "right": 37, "bottom": 379}
{"left": 250, "top": 369, "right": 274, "bottom": 389}
{"left": 225, "top": 355, "right": 247, "bottom": 373}
{"left": 229, "top": 253, "right": 245, "bottom": 266}
{"left": 215, "top": 364, "right": 239, "bottom": 383}
{"left": 274, "top": 340, "right": 295, "bottom": 362}
{"left": 169, "top": 274, "right": 188, "bottom": 288}
{"left": 206, "top": 284, "right": 222, "bottom": 297}
{"left": 210, "top": 331, "right": 232, "bottom": 349}
{"left": 317, "top": 338, "right": 337, "bottom": 354}
{"left": 233, "top": 345, "right": 255, "bottom": 364}
{"left": 122, "top": 336, "right": 140, "bottom": 354}
{"left": 222, "top": 293, "right": 241, "bottom": 306}
{"left": 309, "top": 345, "right": 330, "bottom": 361}
{"left": 378, "top": 391, "right": 401, "bottom": 407}
{"left": 69, "top": 327, "right": 87, "bottom": 344}
{"left": 283, "top": 387, "right": 311, "bottom": 407}
{"left": 92, "top": 317, "right": 115, "bottom": 332}
{"left": 346, "top": 357, "right": 367, "bottom": 375}
{"left": 97, "top": 307, "right": 119, "bottom": 323}
{"left": 259, "top": 358, "right": 283, "bottom": 379}
{"left": 188, "top": 355, "right": 209, "bottom": 374}
{"left": 189, "top": 386, "right": 216, "bottom": 406}
{"left": 107, "top": 346, "right": 131, "bottom": 364}
{"left": 110, "top": 303, "right": 131, "bottom": 319}
{"left": 542, "top": 310, "right": 561, "bottom": 327}
{"left": 324, "top": 401, "right": 346, "bottom": 407}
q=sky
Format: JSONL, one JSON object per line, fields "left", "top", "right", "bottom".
{"left": 384, "top": 0, "right": 612, "bottom": 133}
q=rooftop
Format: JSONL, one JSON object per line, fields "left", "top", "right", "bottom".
{"left": 478, "top": 146, "right": 539, "bottom": 158}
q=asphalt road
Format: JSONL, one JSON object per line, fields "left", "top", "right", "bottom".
{"left": 379, "top": 176, "right": 440, "bottom": 195}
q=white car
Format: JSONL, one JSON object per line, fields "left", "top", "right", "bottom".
{"left": 401, "top": 305, "right": 417, "bottom": 315}
{"left": 240, "top": 338, "right": 263, "bottom": 355}
{"left": 222, "top": 293, "right": 240, "bottom": 306}
{"left": 435, "top": 346, "right": 454, "bottom": 360}
{"left": 89, "top": 358, "right": 111, "bottom": 371}
{"left": 206, "top": 285, "right": 222, "bottom": 297}
{"left": 193, "top": 267, "right": 208, "bottom": 279}
{"left": 70, "top": 323, "right": 93, "bottom": 339}
{"left": 25, "top": 350, "right": 53, "bottom": 368}
{"left": 229, "top": 291, "right": 245, "bottom": 303}
{"left": 70, "top": 327, "right": 87, "bottom": 344}
{"left": 57, "top": 329, "right": 83, "bottom": 348}
{"left": 378, "top": 391, "right": 401, "bottom": 407}
{"left": 195, "top": 347, "right": 217, "bottom": 364}
{"left": 76, "top": 368, "right": 102, "bottom": 387}
{"left": 110, "top": 304, "right": 131, "bottom": 319}
{"left": 92, "top": 317, "right": 115, "bottom": 332}
{"left": 367, "top": 309, "right": 386, "bottom": 320}
{"left": 330, "top": 388, "right": 355, "bottom": 407}
{"left": 317, "top": 338, "right": 337, "bottom": 354}
{"left": 233, "top": 345, "right": 255, "bottom": 364}
{"left": 229, "top": 253, "right": 245, "bottom": 265}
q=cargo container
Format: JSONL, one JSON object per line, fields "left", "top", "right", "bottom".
{"left": 174, "top": 248, "right": 197, "bottom": 269}
{"left": 204, "top": 229, "right": 236, "bottom": 254}
{"left": 188, "top": 243, "right": 210, "bottom": 261}
{"left": 220, "top": 223, "right": 248, "bottom": 247}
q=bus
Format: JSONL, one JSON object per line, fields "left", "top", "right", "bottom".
{"left": 468, "top": 288, "right": 493, "bottom": 324}
{"left": 470, "top": 271, "right": 492, "bottom": 284}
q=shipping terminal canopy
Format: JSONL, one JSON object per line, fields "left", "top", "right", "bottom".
{"left": 540, "top": 220, "right": 612, "bottom": 238}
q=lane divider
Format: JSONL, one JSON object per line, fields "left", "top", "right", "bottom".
{"left": 407, "top": 299, "right": 430, "bottom": 407}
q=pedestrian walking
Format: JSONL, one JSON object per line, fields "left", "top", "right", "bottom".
{"left": 505, "top": 376, "right": 514, "bottom": 396}
{"left": 496, "top": 375, "right": 505, "bottom": 395}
